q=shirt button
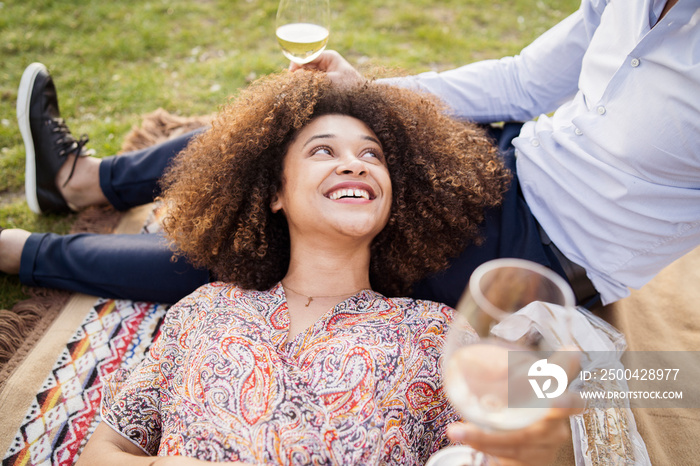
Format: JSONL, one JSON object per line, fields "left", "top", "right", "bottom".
{"left": 575, "top": 128, "right": 583, "bottom": 136}
{"left": 597, "top": 105, "right": 606, "bottom": 115}
{"left": 530, "top": 138, "right": 540, "bottom": 147}
{"left": 630, "top": 58, "right": 640, "bottom": 67}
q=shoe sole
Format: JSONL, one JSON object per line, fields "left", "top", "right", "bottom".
{"left": 17, "top": 62, "right": 48, "bottom": 215}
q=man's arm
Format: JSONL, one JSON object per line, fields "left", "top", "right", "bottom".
{"left": 289, "top": 50, "right": 366, "bottom": 88}
{"left": 387, "top": 7, "right": 593, "bottom": 122}
{"left": 299, "top": 0, "right": 608, "bottom": 123}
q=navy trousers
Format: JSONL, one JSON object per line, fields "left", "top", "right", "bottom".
{"left": 19, "top": 124, "right": 565, "bottom": 306}
{"left": 20, "top": 130, "right": 210, "bottom": 303}
{"left": 412, "top": 123, "right": 565, "bottom": 307}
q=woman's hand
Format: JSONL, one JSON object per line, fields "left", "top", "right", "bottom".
{"left": 446, "top": 399, "right": 582, "bottom": 466}
{"left": 150, "top": 457, "right": 251, "bottom": 466}
{"left": 76, "top": 423, "right": 253, "bottom": 466}
{"left": 288, "top": 50, "right": 365, "bottom": 88}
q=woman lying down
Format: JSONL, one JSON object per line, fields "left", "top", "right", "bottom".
{"left": 77, "top": 70, "right": 575, "bottom": 466}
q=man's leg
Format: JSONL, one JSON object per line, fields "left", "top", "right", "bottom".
{"left": 12, "top": 63, "right": 208, "bottom": 302}
{"left": 98, "top": 130, "right": 202, "bottom": 211}
{"left": 18, "top": 62, "right": 203, "bottom": 214}
{"left": 15, "top": 230, "right": 209, "bottom": 303}
{"left": 411, "top": 123, "right": 566, "bottom": 308}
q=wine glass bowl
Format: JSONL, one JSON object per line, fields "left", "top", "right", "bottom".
{"left": 276, "top": 0, "right": 330, "bottom": 64}
{"left": 457, "top": 258, "right": 574, "bottom": 339}
{"left": 441, "top": 259, "right": 575, "bottom": 451}
{"left": 444, "top": 338, "right": 553, "bottom": 430}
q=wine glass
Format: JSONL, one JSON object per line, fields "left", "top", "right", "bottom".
{"left": 276, "top": 0, "right": 330, "bottom": 65}
{"left": 428, "top": 258, "right": 576, "bottom": 465}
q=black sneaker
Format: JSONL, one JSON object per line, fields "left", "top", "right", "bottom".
{"left": 17, "top": 63, "right": 90, "bottom": 214}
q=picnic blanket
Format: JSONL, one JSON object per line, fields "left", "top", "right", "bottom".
{"left": 592, "top": 247, "right": 700, "bottom": 465}
{"left": 0, "top": 205, "right": 169, "bottom": 465}
{"left": 1, "top": 110, "right": 698, "bottom": 465}
{"left": 0, "top": 110, "right": 208, "bottom": 466}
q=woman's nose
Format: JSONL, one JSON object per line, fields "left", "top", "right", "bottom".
{"left": 336, "top": 155, "right": 367, "bottom": 176}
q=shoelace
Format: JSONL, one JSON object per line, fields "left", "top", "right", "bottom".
{"left": 49, "top": 118, "right": 90, "bottom": 188}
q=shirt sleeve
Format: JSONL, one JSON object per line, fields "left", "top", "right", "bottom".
{"left": 406, "top": 301, "right": 459, "bottom": 456}
{"left": 99, "top": 295, "right": 196, "bottom": 455}
{"left": 380, "top": 0, "right": 608, "bottom": 123}
{"left": 100, "top": 343, "right": 165, "bottom": 455}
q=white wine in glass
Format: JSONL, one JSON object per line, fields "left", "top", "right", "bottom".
{"left": 276, "top": 0, "right": 330, "bottom": 64}
{"left": 429, "top": 258, "right": 576, "bottom": 465}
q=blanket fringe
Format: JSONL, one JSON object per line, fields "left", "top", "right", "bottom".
{"left": 120, "top": 108, "right": 212, "bottom": 153}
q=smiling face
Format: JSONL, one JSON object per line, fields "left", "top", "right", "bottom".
{"left": 271, "top": 114, "right": 392, "bottom": 244}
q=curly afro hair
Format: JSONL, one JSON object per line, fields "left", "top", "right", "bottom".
{"left": 159, "top": 70, "right": 510, "bottom": 297}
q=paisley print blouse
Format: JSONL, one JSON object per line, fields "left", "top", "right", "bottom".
{"left": 100, "top": 282, "right": 459, "bottom": 464}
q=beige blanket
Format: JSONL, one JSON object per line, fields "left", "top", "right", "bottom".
{"left": 598, "top": 247, "right": 700, "bottom": 464}
{"left": 552, "top": 247, "right": 700, "bottom": 465}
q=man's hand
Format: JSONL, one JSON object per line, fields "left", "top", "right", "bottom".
{"left": 446, "top": 401, "right": 581, "bottom": 466}
{"left": 445, "top": 350, "right": 583, "bottom": 466}
{"left": 289, "top": 50, "right": 365, "bottom": 87}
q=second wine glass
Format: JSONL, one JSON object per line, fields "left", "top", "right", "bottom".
{"left": 429, "top": 258, "right": 576, "bottom": 465}
{"left": 276, "top": 0, "right": 330, "bottom": 65}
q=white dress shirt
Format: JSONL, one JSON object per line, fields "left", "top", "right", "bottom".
{"left": 387, "top": 0, "right": 700, "bottom": 304}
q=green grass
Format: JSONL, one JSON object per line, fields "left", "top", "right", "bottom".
{"left": 0, "top": 0, "right": 579, "bottom": 309}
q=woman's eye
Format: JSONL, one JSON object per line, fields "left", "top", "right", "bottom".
{"left": 362, "top": 150, "right": 383, "bottom": 160}
{"left": 312, "top": 147, "right": 332, "bottom": 156}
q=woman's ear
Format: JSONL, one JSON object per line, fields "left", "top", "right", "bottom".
{"left": 270, "top": 193, "right": 283, "bottom": 213}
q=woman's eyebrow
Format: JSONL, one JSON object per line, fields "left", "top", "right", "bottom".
{"left": 303, "top": 133, "right": 335, "bottom": 147}
{"left": 303, "top": 133, "right": 381, "bottom": 147}
{"left": 362, "top": 135, "right": 382, "bottom": 146}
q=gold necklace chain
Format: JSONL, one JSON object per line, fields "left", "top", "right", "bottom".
{"left": 281, "top": 282, "right": 368, "bottom": 307}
